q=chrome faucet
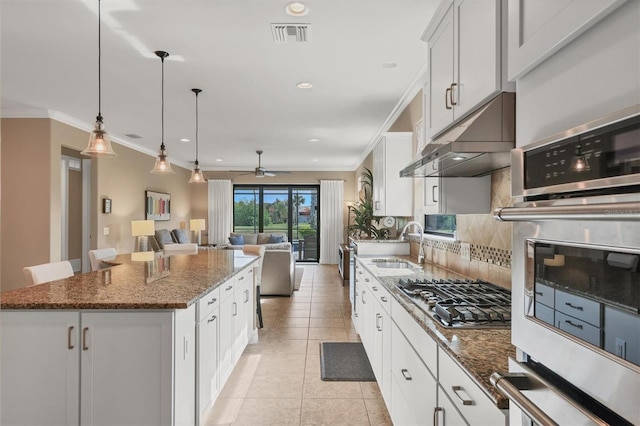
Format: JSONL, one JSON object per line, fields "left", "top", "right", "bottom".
{"left": 399, "top": 221, "right": 425, "bottom": 263}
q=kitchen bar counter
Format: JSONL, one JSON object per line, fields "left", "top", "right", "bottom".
{"left": 0, "top": 249, "right": 258, "bottom": 310}
{"left": 357, "top": 256, "right": 515, "bottom": 409}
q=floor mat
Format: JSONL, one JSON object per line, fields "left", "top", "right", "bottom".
{"left": 319, "top": 342, "right": 375, "bottom": 381}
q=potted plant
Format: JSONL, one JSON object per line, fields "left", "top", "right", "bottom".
{"left": 346, "top": 168, "right": 389, "bottom": 239}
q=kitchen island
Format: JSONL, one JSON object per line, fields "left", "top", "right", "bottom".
{"left": 0, "top": 249, "right": 259, "bottom": 426}
{"left": 353, "top": 255, "right": 515, "bottom": 425}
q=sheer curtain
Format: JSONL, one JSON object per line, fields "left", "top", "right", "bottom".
{"left": 207, "top": 180, "right": 233, "bottom": 246}
{"left": 319, "top": 180, "right": 344, "bottom": 264}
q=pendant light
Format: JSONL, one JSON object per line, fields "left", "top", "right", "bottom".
{"left": 188, "top": 88, "right": 206, "bottom": 184}
{"left": 81, "top": 0, "right": 117, "bottom": 157}
{"left": 150, "top": 50, "right": 175, "bottom": 174}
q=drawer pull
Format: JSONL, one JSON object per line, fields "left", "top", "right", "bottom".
{"left": 82, "top": 327, "right": 89, "bottom": 351}
{"left": 401, "top": 369, "right": 412, "bottom": 381}
{"left": 207, "top": 315, "right": 217, "bottom": 323}
{"left": 534, "top": 291, "right": 543, "bottom": 296}
{"left": 445, "top": 87, "right": 452, "bottom": 110}
{"left": 452, "top": 385, "right": 474, "bottom": 405}
{"left": 380, "top": 296, "right": 388, "bottom": 303}
{"left": 564, "top": 319, "right": 583, "bottom": 330}
{"left": 565, "top": 302, "right": 584, "bottom": 311}
{"left": 67, "top": 326, "right": 75, "bottom": 350}
{"left": 450, "top": 83, "right": 457, "bottom": 106}
{"left": 376, "top": 313, "right": 382, "bottom": 331}
{"left": 365, "top": 278, "right": 370, "bottom": 282}
{"left": 207, "top": 297, "right": 217, "bottom": 305}
{"left": 433, "top": 407, "right": 443, "bottom": 426}
{"left": 238, "top": 276, "right": 244, "bottom": 281}
{"left": 372, "top": 286, "right": 378, "bottom": 291}
{"left": 225, "top": 285, "right": 233, "bottom": 291}
{"left": 233, "top": 302, "right": 237, "bottom": 316}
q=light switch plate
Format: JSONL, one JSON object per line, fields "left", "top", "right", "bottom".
{"left": 460, "top": 243, "right": 471, "bottom": 261}
{"left": 103, "top": 227, "right": 110, "bottom": 236}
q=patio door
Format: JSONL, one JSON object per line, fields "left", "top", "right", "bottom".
{"left": 233, "top": 185, "right": 319, "bottom": 262}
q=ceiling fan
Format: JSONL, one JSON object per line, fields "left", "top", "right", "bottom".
{"left": 232, "top": 150, "right": 290, "bottom": 178}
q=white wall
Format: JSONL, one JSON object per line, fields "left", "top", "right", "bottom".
{"left": 516, "top": 0, "right": 640, "bottom": 147}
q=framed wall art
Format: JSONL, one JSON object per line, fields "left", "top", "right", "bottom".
{"left": 102, "top": 198, "right": 112, "bottom": 214}
{"left": 145, "top": 191, "right": 171, "bottom": 221}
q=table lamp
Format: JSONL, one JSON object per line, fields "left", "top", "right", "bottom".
{"left": 190, "top": 219, "right": 206, "bottom": 245}
{"left": 132, "top": 220, "right": 155, "bottom": 252}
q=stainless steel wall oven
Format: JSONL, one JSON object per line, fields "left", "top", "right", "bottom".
{"left": 492, "top": 105, "right": 640, "bottom": 425}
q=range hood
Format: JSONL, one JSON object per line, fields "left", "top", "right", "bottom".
{"left": 400, "top": 92, "right": 515, "bottom": 178}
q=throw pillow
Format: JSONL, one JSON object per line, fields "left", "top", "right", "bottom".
{"left": 155, "top": 229, "right": 174, "bottom": 249}
{"left": 172, "top": 228, "right": 190, "bottom": 244}
{"left": 228, "top": 235, "right": 245, "bottom": 245}
{"left": 267, "top": 234, "right": 285, "bottom": 243}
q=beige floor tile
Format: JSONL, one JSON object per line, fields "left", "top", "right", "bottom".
{"left": 264, "top": 327, "right": 309, "bottom": 340}
{"left": 309, "top": 310, "right": 344, "bottom": 319}
{"left": 272, "top": 316, "right": 310, "bottom": 328}
{"left": 308, "top": 327, "right": 349, "bottom": 340}
{"left": 232, "top": 398, "right": 302, "bottom": 425}
{"left": 219, "top": 353, "right": 262, "bottom": 398}
{"left": 259, "top": 339, "right": 309, "bottom": 354}
{"left": 309, "top": 317, "right": 345, "bottom": 328}
{"left": 360, "top": 382, "right": 383, "bottom": 399}
{"left": 254, "top": 353, "right": 307, "bottom": 374}
{"left": 364, "top": 398, "right": 392, "bottom": 425}
{"left": 302, "top": 375, "right": 363, "bottom": 399}
{"left": 244, "top": 371, "right": 304, "bottom": 399}
{"left": 204, "top": 398, "right": 243, "bottom": 425}
{"left": 306, "top": 339, "right": 324, "bottom": 354}
{"left": 300, "top": 399, "right": 369, "bottom": 425}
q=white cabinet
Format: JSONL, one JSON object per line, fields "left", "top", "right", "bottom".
{"left": 1, "top": 311, "right": 80, "bottom": 425}
{"left": 372, "top": 132, "right": 413, "bottom": 217}
{"left": 219, "top": 279, "right": 237, "bottom": 387}
{"left": 426, "top": 0, "right": 512, "bottom": 138}
{"left": 424, "top": 176, "right": 491, "bottom": 214}
{"left": 233, "top": 267, "right": 254, "bottom": 361}
{"left": 507, "top": 0, "right": 626, "bottom": 80}
{"left": 1, "top": 309, "right": 190, "bottom": 426}
{"left": 197, "top": 287, "right": 221, "bottom": 423}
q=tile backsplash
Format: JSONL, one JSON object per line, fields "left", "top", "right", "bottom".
{"left": 412, "top": 168, "right": 513, "bottom": 289}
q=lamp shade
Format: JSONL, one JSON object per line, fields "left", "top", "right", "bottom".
{"left": 131, "top": 251, "right": 155, "bottom": 262}
{"left": 190, "top": 219, "right": 206, "bottom": 232}
{"left": 131, "top": 220, "right": 155, "bottom": 236}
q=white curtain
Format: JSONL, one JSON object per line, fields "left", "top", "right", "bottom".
{"left": 319, "top": 180, "right": 344, "bottom": 264}
{"left": 208, "top": 180, "right": 233, "bottom": 246}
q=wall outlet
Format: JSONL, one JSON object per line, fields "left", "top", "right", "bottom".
{"left": 460, "top": 242, "right": 471, "bottom": 261}
{"left": 103, "top": 227, "right": 110, "bottom": 236}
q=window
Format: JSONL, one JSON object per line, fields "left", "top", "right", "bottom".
{"left": 424, "top": 214, "right": 456, "bottom": 238}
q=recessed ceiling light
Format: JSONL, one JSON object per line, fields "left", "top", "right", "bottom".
{"left": 285, "top": 2, "right": 308, "bottom": 16}
{"left": 180, "top": 138, "right": 190, "bottom": 143}
{"left": 215, "top": 158, "right": 223, "bottom": 162}
{"left": 309, "top": 138, "right": 320, "bottom": 142}
{"left": 312, "top": 158, "right": 319, "bottom": 162}
{"left": 297, "top": 82, "right": 313, "bottom": 89}
{"left": 382, "top": 61, "right": 397, "bottom": 69}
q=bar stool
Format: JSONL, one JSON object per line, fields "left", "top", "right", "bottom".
{"left": 23, "top": 261, "right": 74, "bottom": 286}
{"left": 88, "top": 248, "right": 117, "bottom": 271}
{"left": 242, "top": 244, "right": 266, "bottom": 329}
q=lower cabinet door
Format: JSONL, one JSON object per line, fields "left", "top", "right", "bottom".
{"left": 219, "top": 290, "right": 236, "bottom": 388}
{"left": 1, "top": 311, "right": 80, "bottom": 426}
{"left": 390, "top": 322, "right": 438, "bottom": 425}
{"left": 198, "top": 307, "right": 220, "bottom": 422}
{"left": 436, "top": 384, "right": 468, "bottom": 426}
{"left": 80, "top": 311, "right": 175, "bottom": 426}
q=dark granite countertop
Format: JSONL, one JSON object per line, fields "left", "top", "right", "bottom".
{"left": 0, "top": 250, "right": 258, "bottom": 310}
{"left": 356, "top": 255, "right": 514, "bottom": 410}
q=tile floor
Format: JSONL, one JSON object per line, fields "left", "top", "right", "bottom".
{"left": 203, "top": 264, "right": 392, "bottom": 425}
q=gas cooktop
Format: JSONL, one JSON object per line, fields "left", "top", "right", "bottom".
{"left": 396, "top": 278, "right": 511, "bottom": 328}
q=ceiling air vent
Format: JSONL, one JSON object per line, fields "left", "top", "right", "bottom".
{"left": 271, "top": 23, "right": 310, "bottom": 43}
{"left": 125, "top": 133, "right": 142, "bottom": 139}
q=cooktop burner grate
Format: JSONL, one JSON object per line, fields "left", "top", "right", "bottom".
{"left": 396, "top": 278, "right": 511, "bottom": 328}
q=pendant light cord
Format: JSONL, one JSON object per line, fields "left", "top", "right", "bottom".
{"left": 195, "top": 91, "right": 199, "bottom": 164}
{"left": 97, "top": 0, "right": 102, "bottom": 122}
{"left": 161, "top": 55, "right": 165, "bottom": 150}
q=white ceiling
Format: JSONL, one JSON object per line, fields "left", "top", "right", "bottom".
{"left": 1, "top": 0, "right": 438, "bottom": 172}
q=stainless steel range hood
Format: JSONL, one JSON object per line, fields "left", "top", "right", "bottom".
{"left": 400, "top": 92, "right": 515, "bottom": 178}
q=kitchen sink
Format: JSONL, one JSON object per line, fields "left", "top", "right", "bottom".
{"left": 370, "top": 258, "right": 417, "bottom": 269}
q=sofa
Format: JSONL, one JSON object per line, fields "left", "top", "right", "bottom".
{"left": 225, "top": 232, "right": 295, "bottom": 296}
{"left": 152, "top": 228, "right": 198, "bottom": 254}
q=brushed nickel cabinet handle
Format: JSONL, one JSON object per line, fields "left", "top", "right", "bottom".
{"left": 233, "top": 302, "right": 237, "bottom": 316}
{"left": 450, "top": 83, "right": 457, "bottom": 106}
{"left": 401, "top": 369, "right": 412, "bottom": 380}
{"left": 433, "top": 407, "right": 443, "bottom": 426}
{"left": 432, "top": 185, "right": 438, "bottom": 203}
{"left": 564, "top": 320, "right": 583, "bottom": 330}
{"left": 82, "top": 327, "right": 89, "bottom": 351}
{"left": 565, "top": 302, "right": 584, "bottom": 311}
{"left": 452, "top": 385, "right": 474, "bottom": 405}
{"left": 376, "top": 313, "right": 382, "bottom": 331}
{"left": 207, "top": 297, "right": 217, "bottom": 305}
{"left": 445, "top": 87, "right": 452, "bottom": 109}
{"left": 67, "top": 326, "right": 75, "bottom": 350}
{"left": 372, "top": 286, "right": 378, "bottom": 291}
{"left": 381, "top": 296, "right": 388, "bottom": 303}
{"left": 245, "top": 289, "right": 249, "bottom": 303}
{"left": 207, "top": 315, "right": 217, "bottom": 323}
{"left": 225, "top": 285, "right": 233, "bottom": 291}
{"left": 238, "top": 276, "right": 244, "bottom": 281}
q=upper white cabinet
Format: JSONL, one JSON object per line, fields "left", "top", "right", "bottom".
{"left": 426, "top": 0, "right": 514, "bottom": 139}
{"left": 372, "top": 132, "right": 413, "bottom": 217}
{"left": 424, "top": 176, "right": 491, "bottom": 214}
{"left": 507, "top": 0, "right": 627, "bottom": 80}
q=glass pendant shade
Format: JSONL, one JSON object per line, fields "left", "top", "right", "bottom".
{"left": 150, "top": 144, "right": 175, "bottom": 174}
{"left": 82, "top": 117, "right": 117, "bottom": 157}
{"left": 188, "top": 163, "right": 205, "bottom": 183}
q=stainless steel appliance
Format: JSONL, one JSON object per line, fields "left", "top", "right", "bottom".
{"left": 396, "top": 278, "right": 511, "bottom": 328}
{"left": 492, "top": 105, "right": 640, "bottom": 425}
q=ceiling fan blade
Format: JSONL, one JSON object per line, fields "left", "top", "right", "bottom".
{"left": 265, "top": 170, "right": 291, "bottom": 175}
{"left": 264, "top": 172, "right": 276, "bottom": 177}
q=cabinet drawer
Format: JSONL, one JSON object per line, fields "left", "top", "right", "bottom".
{"left": 236, "top": 267, "right": 254, "bottom": 288}
{"left": 391, "top": 297, "right": 437, "bottom": 374}
{"left": 556, "top": 311, "right": 602, "bottom": 347}
{"left": 555, "top": 290, "right": 601, "bottom": 327}
{"left": 198, "top": 287, "right": 220, "bottom": 322}
{"left": 220, "top": 278, "right": 235, "bottom": 301}
{"left": 438, "top": 348, "right": 506, "bottom": 425}
{"left": 391, "top": 323, "right": 437, "bottom": 422}
{"left": 535, "top": 302, "right": 554, "bottom": 326}
{"left": 368, "top": 280, "right": 391, "bottom": 315}
{"left": 534, "top": 282, "right": 555, "bottom": 308}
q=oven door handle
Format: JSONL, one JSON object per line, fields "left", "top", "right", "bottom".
{"left": 494, "top": 202, "right": 640, "bottom": 222}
